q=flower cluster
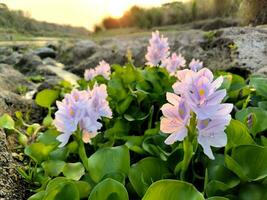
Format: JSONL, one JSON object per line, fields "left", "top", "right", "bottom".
{"left": 162, "top": 53, "right": 186, "bottom": 75}
{"left": 54, "top": 84, "right": 112, "bottom": 147}
{"left": 160, "top": 64, "right": 233, "bottom": 159}
{"left": 145, "top": 31, "right": 170, "bottom": 66}
{"left": 145, "top": 31, "right": 186, "bottom": 75}
{"left": 84, "top": 60, "right": 111, "bottom": 81}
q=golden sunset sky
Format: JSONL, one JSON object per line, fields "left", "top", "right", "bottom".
{"left": 1, "top": 0, "right": 188, "bottom": 30}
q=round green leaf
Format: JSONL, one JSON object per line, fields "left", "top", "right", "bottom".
{"left": 88, "top": 178, "right": 129, "bottom": 200}
{"left": 25, "top": 143, "right": 55, "bottom": 164}
{"left": 63, "top": 162, "right": 85, "bottom": 181}
{"left": 226, "top": 145, "right": 267, "bottom": 181}
{"left": 42, "top": 160, "right": 66, "bottom": 177}
{"left": 129, "top": 157, "right": 171, "bottom": 197}
{"left": 35, "top": 89, "right": 59, "bottom": 108}
{"left": 225, "top": 120, "right": 255, "bottom": 151}
{"left": 87, "top": 145, "right": 130, "bottom": 183}
{"left": 142, "top": 180, "right": 204, "bottom": 200}
{"left": 250, "top": 76, "right": 267, "bottom": 98}
{"left": 37, "top": 129, "right": 60, "bottom": 145}
{"left": 75, "top": 180, "right": 92, "bottom": 199}
{"left": 0, "top": 114, "right": 15, "bottom": 130}
{"left": 28, "top": 191, "right": 45, "bottom": 200}
{"left": 44, "top": 179, "right": 79, "bottom": 200}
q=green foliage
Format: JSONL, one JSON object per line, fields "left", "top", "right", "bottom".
{"left": 87, "top": 145, "right": 130, "bottom": 183}
{"left": 88, "top": 178, "right": 129, "bottom": 200}
{"left": 0, "top": 113, "right": 15, "bottom": 130}
{"left": 129, "top": 157, "right": 171, "bottom": 197}
{"left": 142, "top": 180, "right": 205, "bottom": 200}
{"left": 6, "top": 61, "right": 267, "bottom": 200}
{"left": 35, "top": 89, "right": 59, "bottom": 108}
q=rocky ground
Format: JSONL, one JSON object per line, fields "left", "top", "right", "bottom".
{"left": 0, "top": 25, "right": 266, "bottom": 199}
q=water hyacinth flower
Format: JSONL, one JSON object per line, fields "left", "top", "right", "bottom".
{"left": 84, "top": 68, "right": 96, "bottom": 81}
{"left": 173, "top": 68, "right": 226, "bottom": 120}
{"left": 197, "top": 105, "right": 232, "bottom": 159}
{"left": 160, "top": 93, "right": 190, "bottom": 144}
{"left": 145, "top": 31, "right": 170, "bottom": 66}
{"left": 54, "top": 84, "right": 112, "bottom": 147}
{"left": 94, "top": 60, "right": 111, "bottom": 80}
{"left": 189, "top": 58, "right": 203, "bottom": 72}
{"left": 162, "top": 53, "right": 186, "bottom": 74}
{"left": 161, "top": 63, "right": 233, "bottom": 159}
{"left": 84, "top": 60, "right": 111, "bottom": 81}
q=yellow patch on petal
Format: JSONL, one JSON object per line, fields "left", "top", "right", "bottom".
{"left": 69, "top": 108, "right": 75, "bottom": 116}
{"left": 199, "top": 89, "right": 205, "bottom": 97}
{"left": 179, "top": 109, "right": 185, "bottom": 117}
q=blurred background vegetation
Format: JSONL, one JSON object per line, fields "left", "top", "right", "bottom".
{"left": 0, "top": 3, "right": 90, "bottom": 39}
{"left": 0, "top": 0, "right": 266, "bottom": 38}
{"left": 96, "top": 0, "right": 267, "bottom": 32}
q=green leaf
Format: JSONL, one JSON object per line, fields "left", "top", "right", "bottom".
{"left": 206, "top": 180, "right": 235, "bottom": 198}
{"left": 37, "top": 129, "right": 60, "bottom": 145}
{"left": 62, "top": 162, "right": 85, "bottom": 181}
{"left": 123, "top": 136, "right": 145, "bottom": 154}
{"left": 28, "top": 191, "right": 45, "bottom": 200}
{"left": 237, "top": 183, "right": 267, "bottom": 200}
{"left": 87, "top": 145, "right": 130, "bottom": 183}
{"left": 0, "top": 114, "right": 15, "bottom": 130}
{"left": 226, "top": 145, "right": 267, "bottom": 181}
{"left": 117, "top": 96, "right": 133, "bottom": 114}
{"left": 44, "top": 178, "right": 79, "bottom": 200}
{"left": 258, "top": 101, "right": 267, "bottom": 110}
{"left": 129, "top": 157, "right": 171, "bottom": 197}
{"left": 142, "top": 180, "right": 204, "bottom": 200}
{"left": 225, "top": 120, "right": 255, "bottom": 151}
{"left": 49, "top": 147, "right": 69, "bottom": 161}
{"left": 88, "top": 178, "right": 129, "bottom": 200}
{"left": 236, "top": 107, "right": 267, "bottom": 135}
{"left": 250, "top": 75, "right": 267, "bottom": 98}
{"left": 25, "top": 143, "right": 55, "bottom": 164}
{"left": 206, "top": 197, "right": 229, "bottom": 200}
{"left": 35, "top": 89, "right": 59, "bottom": 108}
{"left": 42, "top": 160, "right": 65, "bottom": 177}
{"left": 75, "top": 180, "right": 92, "bottom": 199}
{"left": 142, "top": 135, "right": 171, "bottom": 161}
{"left": 206, "top": 155, "right": 240, "bottom": 196}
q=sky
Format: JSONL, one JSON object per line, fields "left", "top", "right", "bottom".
{"left": 0, "top": 0, "right": 187, "bottom": 31}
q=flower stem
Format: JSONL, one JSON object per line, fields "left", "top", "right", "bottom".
{"left": 180, "top": 136, "right": 193, "bottom": 180}
{"left": 180, "top": 113, "right": 196, "bottom": 180}
{"left": 78, "top": 140, "right": 89, "bottom": 171}
{"left": 75, "top": 132, "right": 89, "bottom": 172}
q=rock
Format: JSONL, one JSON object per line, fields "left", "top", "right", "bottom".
{"left": 0, "top": 47, "right": 13, "bottom": 56}
{"left": 1, "top": 52, "right": 23, "bottom": 65}
{"left": 192, "top": 18, "right": 239, "bottom": 31}
{"left": 43, "top": 57, "right": 57, "bottom": 65}
{"left": 0, "top": 129, "right": 28, "bottom": 200}
{"left": 65, "top": 27, "right": 267, "bottom": 77}
{"left": 0, "top": 64, "right": 35, "bottom": 93}
{"left": 222, "top": 27, "right": 267, "bottom": 74}
{"left": 34, "top": 47, "right": 56, "bottom": 59}
{"left": 15, "top": 52, "right": 43, "bottom": 74}
{"left": 58, "top": 40, "right": 99, "bottom": 65}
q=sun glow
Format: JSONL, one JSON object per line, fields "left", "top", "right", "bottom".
{"left": 106, "top": 2, "right": 129, "bottom": 18}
